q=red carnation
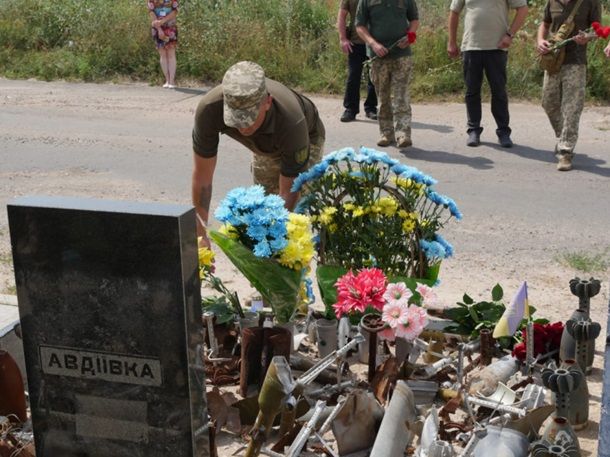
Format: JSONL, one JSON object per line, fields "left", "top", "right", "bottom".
{"left": 544, "top": 321, "right": 564, "bottom": 350}
{"left": 602, "top": 27, "right": 610, "bottom": 39}
{"left": 512, "top": 342, "right": 526, "bottom": 361}
{"left": 407, "top": 31, "right": 417, "bottom": 44}
{"left": 592, "top": 21, "right": 601, "bottom": 31}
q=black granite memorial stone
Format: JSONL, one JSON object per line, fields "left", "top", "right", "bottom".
{"left": 7, "top": 196, "right": 210, "bottom": 457}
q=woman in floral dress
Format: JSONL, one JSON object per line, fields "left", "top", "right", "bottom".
{"left": 148, "top": 0, "right": 178, "bottom": 88}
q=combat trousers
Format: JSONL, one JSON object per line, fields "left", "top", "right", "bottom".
{"left": 343, "top": 43, "right": 377, "bottom": 115}
{"left": 463, "top": 50, "right": 511, "bottom": 136}
{"left": 541, "top": 64, "right": 586, "bottom": 156}
{"left": 251, "top": 135, "right": 325, "bottom": 195}
{"left": 370, "top": 56, "right": 413, "bottom": 139}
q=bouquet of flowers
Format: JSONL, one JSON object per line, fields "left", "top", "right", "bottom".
{"left": 209, "top": 185, "right": 315, "bottom": 323}
{"left": 333, "top": 267, "right": 435, "bottom": 341}
{"left": 292, "top": 147, "right": 461, "bottom": 314}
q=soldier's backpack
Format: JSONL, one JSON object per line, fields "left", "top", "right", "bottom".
{"left": 538, "top": 0, "right": 585, "bottom": 75}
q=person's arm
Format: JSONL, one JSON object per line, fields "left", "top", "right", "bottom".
{"left": 447, "top": 10, "right": 460, "bottom": 58}
{"left": 605, "top": 41, "right": 610, "bottom": 58}
{"left": 498, "top": 5, "right": 528, "bottom": 49}
{"left": 574, "top": 2, "right": 601, "bottom": 45}
{"left": 148, "top": 2, "right": 158, "bottom": 24}
{"left": 158, "top": 9, "right": 177, "bottom": 25}
{"left": 337, "top": 8, "right": 353, "bottom": 54}
{"left": 537, "top": 21, "right": 552, "bottom": 54}
{"left": 357, "top": 25, "right": 388, "bottom": 57}
{"left": 278, "top": 175, "right": 299, "bottom": 211}
{"left": 398, "top": 19, "right": 419, "bottom": 48}
{"left": 192, "top": 153, "right": 217, "bottom": 247}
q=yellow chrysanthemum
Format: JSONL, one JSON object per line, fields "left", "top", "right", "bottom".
{"left": 328, "top": 223, "right": 338, "bottom": 233}
{"left": 400, "top": 211, "right": 419, "bottom": 233}
{"left": 376, "top": 196, "right": 399, "bottom": 216}
{"left": 198, "top": 245, "right": 215, "bottom": 279}
{"left": 218, "top": 224, "right": 238, "bottom": 239}
{"left": 352, "top": 206, "right": 366, "bottom": 217}
{"left": 319, "top": 206, "right": 338, "bottom": 225}
{"left": 279, "top": 214, "right": 315, "bottom": 270}
{"left": 393, "top": 177, "right": 425, "bottom": 195}
{"left": 198, "top": 246, "right": 215, "bottom": 268}
{"left": 343, "top": 202, "right": 356, "bottom": 212}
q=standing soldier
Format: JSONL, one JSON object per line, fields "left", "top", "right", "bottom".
{"left": 337, "top": 0, "right": 378, "bottom": 123}
{"left": 356, "top": 0, "right": 419, "bottom": 148}
{"left": 536, "top": 0, "right": 601, "bottom": 171}
{"left": 191, "top": 61, "right": 325, "bottom": 246}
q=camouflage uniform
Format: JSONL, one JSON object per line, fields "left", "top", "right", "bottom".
{"left": 251, "top": 135, "right": 324, "bottom": 194}
{"left": 541, "top": 64, "right": 586, "bottom": 157}
{"left": 540, "top": 0, "right": 600, "bottom": 164}
{"left": 370, "top": 56, "right": 414, "bottom": 141}
{"left": 355, "top": 0, "right": 419, "bottom": 145}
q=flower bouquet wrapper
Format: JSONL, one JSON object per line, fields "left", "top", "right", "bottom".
{"left": 210, "top": 231, "right": 302, "bottom": 324}
{"left": 317, "top": 263, "right": 440, "bottom": 320}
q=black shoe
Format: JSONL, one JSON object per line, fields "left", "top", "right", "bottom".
{"left": 365, "top": 111, "right": 378, "bottom": 120}
{"left": 498, "top": 133, "right": 513, "bottom": 148}
{"left": 340, "top": 110, "right": 356, "bottom": 122}
{"left": 467, "top": 131, "right": 480, "bottom": 147}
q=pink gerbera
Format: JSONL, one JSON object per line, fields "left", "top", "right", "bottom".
{"left": 395, "top": 304, "right": 429, "bottom": 341}
{"left": 416, "top": 284, "right": 438, "bottom": 308}
{"left": 382, "top": 302, "right": 409, "bottom": 328}
{"left": 383, "top": 282, "right": 412, "bottom": 307}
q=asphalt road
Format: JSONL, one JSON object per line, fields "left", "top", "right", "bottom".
{"left": 1, "top": 79, "right": 609, "bottom": 272}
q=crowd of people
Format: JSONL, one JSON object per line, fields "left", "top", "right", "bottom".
{"left": 143, "top": 0, "right": 610, "bottom": 242}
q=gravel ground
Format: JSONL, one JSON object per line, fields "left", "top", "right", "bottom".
{"left": 0, "top": 78, "right": 609, "bottom": 455}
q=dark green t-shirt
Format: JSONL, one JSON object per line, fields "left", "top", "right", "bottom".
{"left": 192, "top": 79, "right": 325, "bottom": 177}
{"left": 543, "top": 0, "right": 601, "bottom": 65}
{"left": 355, "top": 0, "right": 419, "bottom": 59}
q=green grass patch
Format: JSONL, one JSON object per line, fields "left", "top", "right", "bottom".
{"left": 1, "top": 0, "right": 609, "bottom": 101}
{"left": 556, "top": 248, "right": 610, "bottom": 272}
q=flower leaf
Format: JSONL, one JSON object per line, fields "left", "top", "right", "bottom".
{"left": 491, "top": 283, "right": 503, "bottom": 301}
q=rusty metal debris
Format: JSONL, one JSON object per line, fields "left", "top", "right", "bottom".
{"left": 193, "top": 277, "right": 603, "bottom": 456}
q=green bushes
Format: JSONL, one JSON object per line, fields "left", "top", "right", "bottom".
{"left": 0, "top": 0, "right": 608, "bottom": 101}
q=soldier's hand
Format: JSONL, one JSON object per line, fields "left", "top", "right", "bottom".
{"left": 340, "top": 38, "right": 353, "bottom": 54}
{"left": 371, "top": 41, "right": 388, "bottom": 57}
{"left": 397, "top": 37, "right": 410, "bottom": 49}
{"left": 605, "top": 43, "right": 610, "bottom": 58}
{"left": 573, "top": 31, "right": 588, "bottom": 45}
{"left": 198, "top": 233, "right": 211, "bottom": 250}
{"left": 537, "top": 39, "right": 552, "bottom": 55}
{"left": 447, "top": 42, "right": 460, "bottom": 59}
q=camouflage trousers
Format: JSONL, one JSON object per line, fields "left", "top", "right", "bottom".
{"left": 370, "top": 56, "right": 413, "bottom": 139}
{"left": 542, "top": 64, "right": 586, "bottom": 156}
{"left": 251, "top": 136, "right": 324, "bottom": 194}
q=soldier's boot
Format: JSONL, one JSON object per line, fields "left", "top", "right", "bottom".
{"left": 557, "top": 153, "right": 573, "bottom": 172}
{"left": 377, "top": 133, "right": 395, "bottom": 147}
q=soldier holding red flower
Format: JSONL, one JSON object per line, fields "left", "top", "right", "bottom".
{"left": 536, "top": 0, "right": 602, "bottom": 171}
{"left": 355, "top": 0, "right": 420, "bottom": 149}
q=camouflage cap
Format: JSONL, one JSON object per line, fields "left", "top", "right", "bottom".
{"left": 222, "top": 61, "right": 267, "bottom": 129}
